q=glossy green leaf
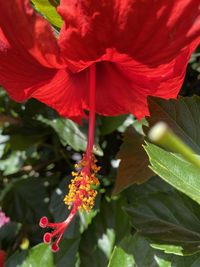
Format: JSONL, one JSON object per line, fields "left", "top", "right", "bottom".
{"left": 131, "top": 234, "right": 171, "bottom": 267}
{"left": 108, "top": 246, "right": 135, "bottom": 267}
{"left": 5, "top": 239, "right": 80, "bottom": 267}
{"left": 37, "top": 115, "right": 103, "bottom": 155}
{"left": 114, "top": 127, "right": 152, "bottom": 194}
{"left": 1, "top": 177, "right": 49, "bottom": 223}
{"left": 124, "top": 178, "right": 200, "bottom": 255}
{"left": 108, "top": 234, "right": 173, "bottom": 267}
{"left": 108, "top": 232, "right": 200, "bottom": 267}
{"left": 32, "top": 0, "right": 63, "bottom": 28}
{"left": 108, "top": 235, "right": 135, "bottom": 267}
{"left": 144, "top": 142, "right": 200, "bottom": 205}
{"left": 37, "top": 116, "right": 88, "bottom": 151}
{"left": 19, "top": 244, "right": 54, "bottom": 267}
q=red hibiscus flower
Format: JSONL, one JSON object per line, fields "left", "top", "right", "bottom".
{"left": 0, "top": 0, "right": 200, "bottom": 252}
{"left": 0, "top": 0, "right": 200, "bottom": 122}
{"left": 0, "top": 250, "right": 6, "bottom": 267}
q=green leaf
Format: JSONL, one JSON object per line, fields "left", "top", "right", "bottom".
{"left": 79, "top": 209, "right": 98, "bottom": 233}
{"left": 114, "top": 127, "right": 153, "bottom": 194}
{"left": 100, "top": 115, "right": 127, "bottom": 135}
{"left": 1, "top": 177, "right": 49, "bottom": 223}
{"left": 6, "top": 240, "right": 80, "bottom": 267}
{"left": 144, "top": 96, "right": 200, "bottom": 205}
{"left": 79, "top": 197, "right": 131, "bottom": 267}
{"left": 151, "top": 244, "right": 186, "bottom": 256}
{"left": 37, "top": 115, "right": 103, "bottom": 155}
{"left": 32, "top": 0, "right": 63, "bottom": 28}
{"left": 54, "top": 238, "right": 80, "bottom": 267}
{"left": 129, "top": 234, "right": 172, "bottom": 267}
{"left": 9, "top": 134, "right": 43, "bottom": 151}
{"left": 37, "top": 115, "right": 88, "bottom": 151}
{"left": 124, "top": 178, "right": 200, "bottom": 255}
{"left": 144, "top": 142, "right": 200, "bottom": 205}
{"left": 0, "top": 222, "right": 19, "bottom": 247}
{"left": 0, "top": 151, "right": 24, "bottom": 175}
{"left": 109, "top": 234, "right": 173, "bottom": 267}
{"left": 5, "top": 251, "right": 27, "bottom": 267}
{"left": 171, "top": 255, "right": 200, "bottom": 267}
{"left": 108, "top": 236, "right": 135, "bottom": 267}
{"left": 19, "top": 244, "right": 54, "bottom": 267}
{"left": 108, "top": 246, "right": 135, "bottom": 267}
{"left": 108, "top": 232, "right": 200, "bottom": 267}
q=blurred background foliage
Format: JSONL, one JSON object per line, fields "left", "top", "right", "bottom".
{"left": 1, "top": 1, "right": 200, "bottom": 266}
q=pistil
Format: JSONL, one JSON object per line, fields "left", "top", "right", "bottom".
{"left": 86, "top": 64, "right": 96, "bottom": 165}
{"left": 39, "top": 65, "right": 100, "bottom": 252}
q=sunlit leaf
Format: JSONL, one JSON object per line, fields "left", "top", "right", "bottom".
{"left": 19, "top": 244, "right": 54, "bottom": 267}
{"left": 108, "top": 236, "right": 135, "bottom": 267}
{"left": 108, "top": 234, "right": 172, "bottom": 267}
{"left": 0, "top": 151, "right": 24, "bottom": 175}
{"left": 37, "top": 115, "right": 88, "bottom": 151}
{"left": 32, "top": 0, "right": 63, "bottom": 28}
{"left": 144, "top": 142, "right": 200, "bottom": 205}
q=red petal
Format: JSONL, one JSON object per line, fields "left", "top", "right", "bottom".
{"left": 0, "top": 0, "right": 63, "bottom": 68}
{"left": 0, "top": 0, "right": 85, "bottom": 122}
{"left": 0, "top": 42, "right": 56, "bottom": 102}
{"left": 0, "top": 51, "right": 86, "bottom": 122}
{"left": 31, "top": 69, "right": 86, "bottom": 123}
{"left": 82, "top": 46, "right": 195, "bottom": 119}
{"left": 57, "top": 0, "right": 200, "bottom": 71}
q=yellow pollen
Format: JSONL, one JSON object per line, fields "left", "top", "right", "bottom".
{"left": 64, "top": 154, "right": 100, "bottom": 212}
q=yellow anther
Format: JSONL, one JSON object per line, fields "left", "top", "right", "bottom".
{"left": 64, "top": 154, "right": 100, "bottom": 212}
